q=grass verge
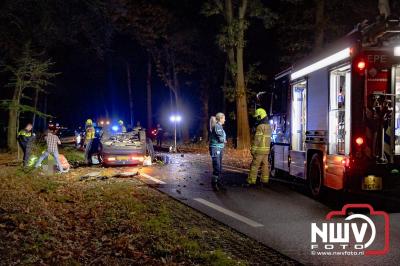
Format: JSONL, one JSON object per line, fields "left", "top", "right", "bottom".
{"left": 0, "top": 166, "right": 297, "bottom": 265}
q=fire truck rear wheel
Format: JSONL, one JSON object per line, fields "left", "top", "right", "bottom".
{"left": 308, "top": 153, "right": 323, "bottom": 198}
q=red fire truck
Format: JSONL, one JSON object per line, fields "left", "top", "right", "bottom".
{"left": 268, "top": 18, "right": 400, "bottom": 197}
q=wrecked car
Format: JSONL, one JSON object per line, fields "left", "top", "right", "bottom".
{"left": 100, "top": 129, "right": 148, "bottom": 166}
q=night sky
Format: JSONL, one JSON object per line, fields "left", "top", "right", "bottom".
{"left": 1, "top": 0, "right": 395, "bottom": 143}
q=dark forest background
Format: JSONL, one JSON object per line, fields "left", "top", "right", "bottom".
{"left": 0, "top": 0, "right": 397, "bottom": 150}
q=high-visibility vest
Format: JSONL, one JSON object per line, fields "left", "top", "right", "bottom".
{"left": 85, "top": 126, "right": 95, "bottom": 141}
{"left": 18, "top": 129, "right": 33, "bottom": 145}
{"left": 251, "top": 123, "right": 271, "bottom": 155}
{"left": 18, "top": 130, "right": 32, "bottom": 137}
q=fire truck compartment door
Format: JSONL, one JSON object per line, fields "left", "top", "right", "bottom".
{"left": 289, "top": 150, "right": 306, "bottom": 179}
{"left": 325, "top": 155, "right": 345, "bottom": 190}
{"left": 307, "top": 68, "right": 329, "bottom": 131}
{"left": 273, "top": 144, "right": 289, "bottom": 172}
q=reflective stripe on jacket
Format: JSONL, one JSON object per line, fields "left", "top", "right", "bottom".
{"left": 17, "top": 129, "right": 33, "bottom": 146}
{"left": 251, "top": 123, "right": 271, "bottom": 155}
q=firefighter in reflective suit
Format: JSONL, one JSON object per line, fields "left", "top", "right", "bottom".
{"left": 84, "top": 119, "right": 95, "bottom": 165}
{"left": 247, "top": 108, "right": 271, "bottom": 185}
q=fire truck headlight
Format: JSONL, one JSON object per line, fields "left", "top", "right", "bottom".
{"left": 394, "top": 46, "right": 400, "bottom": 56}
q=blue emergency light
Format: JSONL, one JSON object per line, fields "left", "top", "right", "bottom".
{"left": 112, "top": 125, "right": 119, "bottom": 132}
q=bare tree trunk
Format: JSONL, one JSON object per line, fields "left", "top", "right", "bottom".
{"left": 126, "top": 62, "right": 134, "bottom": 127}
{"left": 225, "top": 0, "right": 235, "bottom": 71}
{"left": 235, "top": 0, "right": 251, "bottom": 149}
{"left": 236, "top": 51, "right": 251, "bottom": 149}
{"left": 169, "top": 89, "right": 174, "bottom": 113}
{"left": 147, "top": 55, "right": 152, "bottom": 129}
{"left": 7, "top": 107, "right": 18, "bottom": 152}
{"left": 224, "top": 0, "right": 235, "bottom": 145}
{"left": 314, "top": 0, "right": 325, "bottom": 50}
{"left": 43, "top": 95, "right": 48, "bottom": 131}
{"left": 168, "top": 54, "right": 188, "bottom": 142}
{"left": 172, "top": 66, "right": 190, "bottom": 142}
{"left": 32, "top": 89, "right": 39, "bottom": 128}
{"left": 201, "top": 91, "right": 209, "bottom": 141}
{"left": 7, "top": 85, "right": 22, "bottom": 151}
{"left": 221, "top": 60, "right": 230, "bottom": 113}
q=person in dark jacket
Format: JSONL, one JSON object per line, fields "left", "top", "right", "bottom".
{"left": 156, "top": 123, "right": 164, "bottom": 147}
{"left": 89, "top": 130, "right": 103, "bottom": 164}
{"left": 209, "top": 113, "right": 226, "bottom": 191}
{"left": 17, "top": 123, "right": 35, "bottom": 166}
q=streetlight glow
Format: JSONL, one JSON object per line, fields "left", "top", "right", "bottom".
{"left": 170, "top": 115, "right": 182, "bottom": 122}
{"left": 169, "top": 114, "right": 182, "bottom": 152}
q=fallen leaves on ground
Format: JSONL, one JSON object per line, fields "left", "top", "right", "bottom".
{"left": 0, "top": 165, "right": 296, "bottom": 266}
{"left": 179, "top": 144, "right": 253, "bottom": 169}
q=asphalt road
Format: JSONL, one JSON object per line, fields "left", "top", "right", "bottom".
{"left": 119, "top": 153, "right": 400, "bottom": 265}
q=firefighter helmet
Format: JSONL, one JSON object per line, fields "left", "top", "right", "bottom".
{"left": 86, "top": 119, "right": 93, "bottom": 125}
{"left": 118, "top": 120, "right": 124, "bottom": 125}
{"left": 254, "top": 108, "right": 267, "bottom": 120}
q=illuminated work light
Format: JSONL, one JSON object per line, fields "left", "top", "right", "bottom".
{"left": 394, "top": 46, "right": 400, "bottom": 56}
{"left": 291, "top": 48, "right": 351, "bottom": 80}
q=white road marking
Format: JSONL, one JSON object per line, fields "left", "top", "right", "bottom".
{"left": 193, "top": 198, "right": 264, "bottom": 228}
{"left": 140, "top": 173, "right": 166, "bottom": 184}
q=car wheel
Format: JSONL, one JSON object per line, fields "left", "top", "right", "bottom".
{"left": 308, "top": 153, "right": 323, "bottom": 198}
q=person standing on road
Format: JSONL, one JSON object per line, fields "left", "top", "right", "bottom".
{"left": 209, "top": 113, "right": 226, "bottom": 191}
{"left": 118, "top": 120, "right": 127, "bottom": 133}
{"left": 35, "top": 129, "right": 65, "bottom": 172}
{"left": 247, "top": 108, "right": 272, "bottom": 186}
{"left": 84, "top": 119, "right": 95, "bottom": 165}
{"left": 134, "top": 121, "right": 142, "bottom": 131}
{"left": 17, "top": 123, "right": 35, "bottom": 166}
{"left": 156, "top": 123, "right": 164, "bottom": 147}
